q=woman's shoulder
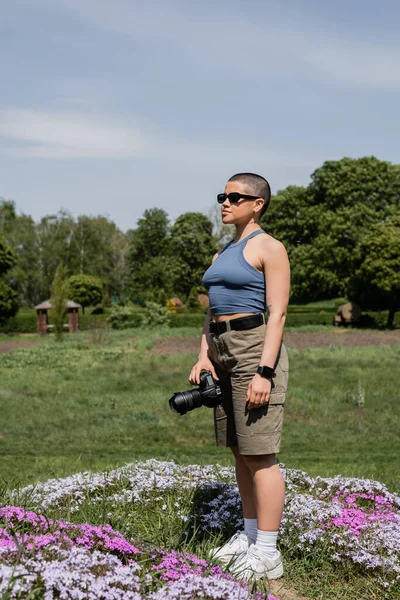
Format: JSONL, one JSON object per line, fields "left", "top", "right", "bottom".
{"left": 254, "top": 231, "right": 289, "bottom": 261}
{"left": 254, "top": 230, "right": 285, "bottom": 250}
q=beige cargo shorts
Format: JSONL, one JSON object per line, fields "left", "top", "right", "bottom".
{"left": 207, "top": 322, "right": 289, "bottom": 455}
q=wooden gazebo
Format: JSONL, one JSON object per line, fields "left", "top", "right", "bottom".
{"left": 34, "top": 300, "right": 82, "bottom": 335}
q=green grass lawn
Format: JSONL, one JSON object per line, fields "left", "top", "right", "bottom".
{"left": 1, "top": 327, "right": 399, "bottom": 600}
{"left": 0, "top": 326, "right": 399, "bottom": 493}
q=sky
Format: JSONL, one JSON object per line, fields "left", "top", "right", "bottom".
{"left": 1, "top": 0, "right": 400, "bottom": 231}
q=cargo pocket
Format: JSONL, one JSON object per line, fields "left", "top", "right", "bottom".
{"left": 271, "top": 343, "right": 289, "bottom": 396}
{"left": 268, "top": 391, "right": 286, "bottom": 406}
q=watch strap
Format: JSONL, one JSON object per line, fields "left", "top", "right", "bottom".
{"left": 257, "top": 365, "right": 276, "bottom": 388}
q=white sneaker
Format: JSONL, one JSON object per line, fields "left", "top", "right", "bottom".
{"left": 209, "top": 532, "right": 250, "bottom": 565}
{"left": 230, "top": 545, "right": 284, "bottom": 581}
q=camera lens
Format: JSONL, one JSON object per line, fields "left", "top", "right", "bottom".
{"left": 169, "top": 389, "right": 203, "bottom": 415}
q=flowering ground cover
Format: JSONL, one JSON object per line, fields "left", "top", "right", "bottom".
{"left": 0, "top": 504, "right": 276, "bottom": 599}
{"left": 1, "top": 459, "right": 398, "bottom": 599}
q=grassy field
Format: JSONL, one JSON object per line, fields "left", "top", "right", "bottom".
{"left": 0, "top": 326, "right": 399, "bottom": 491}
{"left": 0, "top": 326, "right": 399, "bottom": 599}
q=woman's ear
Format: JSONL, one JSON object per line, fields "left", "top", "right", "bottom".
{"left": 254, "top": 198, "right": 264, "bottom": 220}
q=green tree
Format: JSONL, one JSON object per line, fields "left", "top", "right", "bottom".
{"left": 262, "top": 157, "right": 400, "bottom": 302}
{"left": 348, "top": 215, "right": 400, "bottom": 329}
{"left": 69, "top": 216, "right": 128, "bottom": 296}
{"left": 0, "top": 232, "right": 19, "bottom": 325}
{"left": 128, "top": 208, "right": 170, "bottom": 267}
{"left": 68, "top": 274, "right": 103, "bottom": 314}
{"left": 127, "top": 208, "right": 171, "bottom": 303}
{"left": 128, "top": 254, "right": 180, "bottom": 304}
{"left": 0, "top": 199, "right": 17, "bottom": 235}
{"left": 309, "top": 156, "right": 400, "bottom": 214}
{"left": 261, "top": 186, "right": 319, "bottom": 252}
{"left": 0, "top": 232, "right": 16, "bottom": 276}
{"left": 1, "top": 199, "right": 42, "bottom": 306}
{"left": 169, "top": 212, "right": 217, "bottom": 298}
{"left": 37, "top": 210, "right": 76, "bottom": 299}
{"left": 50, "top": 264, "right": 69, "bottom": 341}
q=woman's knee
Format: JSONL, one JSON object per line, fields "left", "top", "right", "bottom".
{"left": 241, "top": 453, "right": 277, "bottom": 472}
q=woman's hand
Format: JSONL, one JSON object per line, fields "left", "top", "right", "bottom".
{"left": 246, "top": 373, "right": 272, "bottom": 410}
{"left": 189, "top": 357, "right": 219, "bottom": 385}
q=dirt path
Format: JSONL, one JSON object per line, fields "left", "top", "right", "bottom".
{"left": 268, "top": 580, "right": 309, "bottom": 600}
{"left": 150, "top": 329, "right": 400, "bottom": 355}
{"left": 0, "top": 340, "right": 38, "bottom": 354}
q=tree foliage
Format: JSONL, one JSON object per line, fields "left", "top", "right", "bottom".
{"left": 128, "top": 208, "right": 170, "bottom": 267}
{"left": 68, "top": 274, "right": 103, "bottom": 314}
{"left": 0, "top": 232, "right": 18, "bottom": 324}
{"left": 2, "top": 156, "right": 400, "bottom": 325}
{"left": 50, "top": 264, "right": 69, "bottom": 341}
{"left": 169, "top": 212, "right": 217, "bottom": 299}
{"left": 0, "top": 200, "right": 128, "bottom": 305}
{"left": 127, "top": 209, "right": 216, "bottom": 303}
{"left": 348, "top": 215, "right": 400, "bottom": 328}
{"left": 262, "top": 157, "right": 400, "bottom": 303}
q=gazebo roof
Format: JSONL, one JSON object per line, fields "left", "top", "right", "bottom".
{"left": 34, "top": 299, "right": 82, "bottom": 310}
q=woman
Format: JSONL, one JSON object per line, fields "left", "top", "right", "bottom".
{"left": 188, "top": 172, "right": 290, "bottom": 581}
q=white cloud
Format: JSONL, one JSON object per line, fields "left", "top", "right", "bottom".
{"left": 0, "top": 108, "right": 158, "bottom": 158}
{"left": 35, "top": 0, "right": 400, "bottom": 90}
{"left": 0, "top": 106, "right": 319, "bottom": 178}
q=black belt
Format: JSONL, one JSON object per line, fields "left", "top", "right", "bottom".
{"left": 209, "top": 313, "right": 264, "bottom": 334}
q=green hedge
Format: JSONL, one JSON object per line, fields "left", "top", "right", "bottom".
{"left": 285, "top": 312, "right": 334, "bottom": 327}
{"left": 0, "top": 313, "right": 37, "bottom": 334}
{"left": 169, "top": 311, "right": 399, "bottom": 329}
{"left": 0, "top": 308, "right": 398, "bottom": 333}
{"left": 169, "top": 314, "right": 206, "bottom": 328}
{"left": 0, "top": 312, "right": 109, "bottom": 334}
{"left": 169, "top": 312, "right": 334, "bottom": 328}
{"left": 287, "top": 306, "right": 340, "bottom": 314}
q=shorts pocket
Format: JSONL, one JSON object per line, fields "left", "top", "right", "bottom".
{"left": 268, "top": 391, "right": 286, "bottom": 406}
{"left": 278, "top": 342, "right": 289, "bottom": 372}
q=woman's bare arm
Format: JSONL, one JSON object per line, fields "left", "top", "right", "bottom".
{"left": 259, "top": 239, "right": 291, "bottom": 368}
{"left": 198, "top": 308, "right": 213, "bottom": 359}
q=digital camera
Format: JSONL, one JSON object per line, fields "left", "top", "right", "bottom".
{"left": 169, "top": 370, "right": 222, "bottom": 415}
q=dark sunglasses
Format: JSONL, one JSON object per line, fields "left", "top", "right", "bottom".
{"left": 217, "top": 192, "right": 261, "bottom": 204}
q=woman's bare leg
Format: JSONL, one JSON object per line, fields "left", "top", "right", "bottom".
{"left": 231, "top": 446, "right": 257, "bottom": 518}
{"left": 242, "top": 453, "right": 285, "bottom": 531}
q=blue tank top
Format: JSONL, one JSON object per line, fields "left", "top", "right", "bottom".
{"left": 202, "top": 229, "right": 266, "bottom": 315}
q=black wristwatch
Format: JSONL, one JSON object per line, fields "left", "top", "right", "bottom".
{"left": 257, "top": 365, "right": 276, "bottom": 388}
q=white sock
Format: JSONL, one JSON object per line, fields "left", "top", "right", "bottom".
{"left": 244, "top": 518, "right": 257, "bottom": 544}
{"left": 255, "top": 529, "right": 280, "bottom": 559}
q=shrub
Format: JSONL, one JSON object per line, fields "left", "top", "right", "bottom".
{"left": 186, "top": 287, "right": 202, "bottom": 313}
{"left": 140, "top": 301, "right": 170, "bottom": 328}
{"left": 103, "top": 295, "right": 112, "bottom": 308}
{"left": 79, "top": 314, "right": 109, "bottom": 331}
{"left": 108, "top": 306, "right": 143, "bottom": 330}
